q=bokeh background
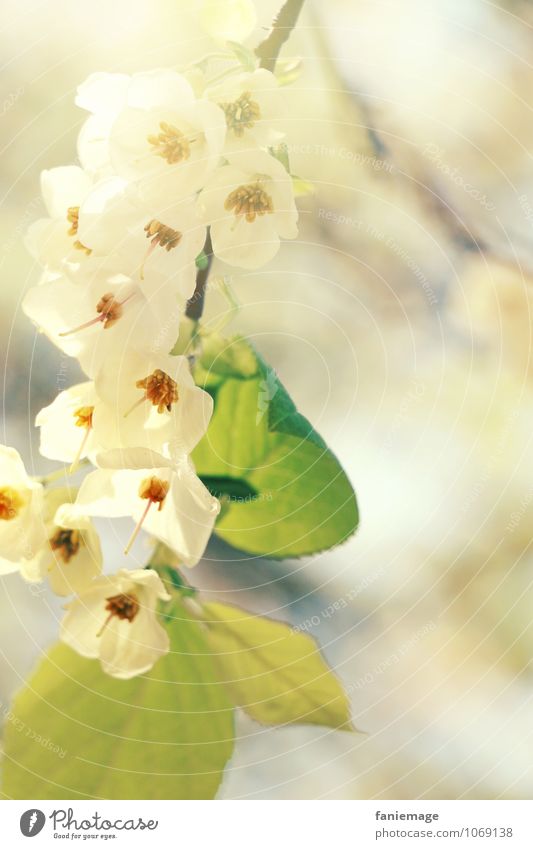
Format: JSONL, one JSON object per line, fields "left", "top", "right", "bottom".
{"left": 2, "top": 0, "right": 533, "bottom": 799}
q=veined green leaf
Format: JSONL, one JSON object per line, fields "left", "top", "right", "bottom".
{"left": 203, "top": 602, "right": 354, "bottom": 730}
{"left": 193, "top": 339, "right": 358, "bottom": 558}
{"left": 2, "top": 604, "right": 234, "bottom": 800}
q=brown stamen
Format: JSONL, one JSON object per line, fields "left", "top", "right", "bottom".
{"left": 147, "top": 121, "right": 191, "bottom": 164}
{"left": 124, "top": 476, "right": 170, "bottom": 554}
{"left": 97, "top": 592, "right": 140, "bottom": 637}
{"left": 66, "top": 207, "right": 91, "bottom": 254}
{"left": 59, "top": 292, "right": 135, "bottom": 337}
{"left": 224, "top": 181, "right": 274, "bottom": 223}
{"left": 66, "top": 206, "right": 80, "bottom": 236}
{"left": 0, "top": 486, "right": 26, "bottom": 521}
{"left": 74, "top": 406, "right": 94, "bottom": 429}
{"left": 124, "top": 369, "right": 178, "bottom": 417}
{"left": 220, "top": 91, "right": 261, "bottom": 137}
{"left": 49, "top": 528, "right": 80, "bottom": 563}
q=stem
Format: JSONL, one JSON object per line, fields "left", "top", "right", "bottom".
{"left": 185, "top": 229, "right": 213, "bottom": 322}
{"left": 255, "top": 0, "right": 306, "bottom": 71}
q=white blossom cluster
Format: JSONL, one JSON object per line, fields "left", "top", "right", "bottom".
{"left": 0, "top": 58, "right": 299, "bottom": 679}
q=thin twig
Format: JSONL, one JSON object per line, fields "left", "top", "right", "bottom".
{"left": 185, "top": 229, "right": 213, "bottom": 321}
{"left": 255, "top": 0, "right": 306, "bottom": 71}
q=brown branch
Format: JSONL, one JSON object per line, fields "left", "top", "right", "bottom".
{"left": 255, "top": 0, "right": 306, "bottom": 71}
{"left": 185, "top": 229, "right": 213, "bottom": 321}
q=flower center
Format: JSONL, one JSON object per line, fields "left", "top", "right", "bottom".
{"left": 96, "top": 293, "right": 124, "bottom": 329}
{"left": 220, "top": 91, "right": 261, "bottom": 137}
{"left": 73, "top": 406, "right": 94, "bottom": 428}
{"left": 144, "top": 220, "right": 182, "bottom": 252}
{"left": 66, "top": 206, "right": 92, "bottom": 255}
{"left": 147, "top": 122, "right": 191, "bottom": 164}
{"left": 224, "top": 181, "right": 274, "bottom": 223}
{"left": 59, "top": 291, "right": 134, "bottom": 338}
{"left": 0, "top": 486, "right": 26, "bottom": 521}
{"left": 104, "top": 592, "right": 140, "bottom": 623}
{"left": 125, "top": 369, "right": 179, "bottom": 417}
{"left": 123, "top": 476, "right": 170, "bottom": 555}
{"left": 97, "top": 591, "right": 140, "bottom": 636}
{"left": 49, "top": 528, "right": 80, "bottom": 563}
{"left": 139, "top": 476, "right": 170, "bottom": 510}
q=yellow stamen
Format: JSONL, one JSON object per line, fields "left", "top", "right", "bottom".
{"left": 224, "top": 181, "right": 274, "bottom": 224}
{"left": 147, "top": 122, "right": 191, "bottom": 164}
{"left": 220, "top": 91, "right": 261, "bottom": 137}
{"left": 0, "top": 486, "right": 27, "bottom": 521}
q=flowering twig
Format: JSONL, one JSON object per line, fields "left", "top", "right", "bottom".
{"left": 184, "top": 0, "right": 306, "bottom": 323}
{"left": 255, "top": 0, "right": 306, "bottom": 71}
{"left": 185, "top": 229, "right": 213, "bottom": 321}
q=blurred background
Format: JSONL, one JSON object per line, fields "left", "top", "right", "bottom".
{"left": 2, "top": 0, "right": 533, "bottom": 799}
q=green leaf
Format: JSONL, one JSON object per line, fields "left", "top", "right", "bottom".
{"left": 292, "top": 175, "right": 315, "bottom": 197}
{"left": 193, "top": 339, "right": 358, "bottom": 558}
{"left": 226, "top": 40, "right": 257, "bottom": 71}
{"left": 198, "top": 333, "right": 260, "bottom": 384}
{"left": 268, "top": 142, "right": 290, "bottom": 173}
{"left": 2, "top": 604, "right": 234, "bottom": 800}
{"left": 274, "top": 56, "right": 303, "bottom": 86}
{"left": 195, "top": 250, "right": 210, "bottom": 271}
{"left": 203, "top": 602, "right": 354, "bottom": 730}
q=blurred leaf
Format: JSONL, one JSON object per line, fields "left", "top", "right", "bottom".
{"left": 275, "top": 56, "right": 303, "bottom": 86}
{"left": 203, "top": 602, "right": 354, "bottom": 730}
{"left": 226, "top": 40, "right": 257, "bottom": 71}
{"left": 195, "top": 333, "right": 260, "bottom": 390}
{"left": 269, "top": 142, "right": 290, "bottom": 173}
{"left": 292, "top": 175, "right": 315, "bottom": 197}
{"left": 195, "top": 250, "right": 210, "bottom": 271}
{"left": 193, "top": 339, "right": 358, "bottom": 558}
{"left": 2, "top": 605, "right": 234, "bottom": 800}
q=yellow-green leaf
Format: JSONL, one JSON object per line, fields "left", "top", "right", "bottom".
{"left": 2, "top": 604, "right": 234, "bottom": 800}
{"left": 202, "top": 602, "right": 354, "bottom": 731}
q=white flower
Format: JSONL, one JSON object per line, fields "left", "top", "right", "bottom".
{"left": 76, "top": 178, "right": 205, "bottom": 286}
{"left": 72, "top": 448, "right": 219, "bottom": 566}
{"left": 199, "top": 0, "right": 257, "bottom": 42}
{"left": 76, "top": 73, "right": 130, "bottom": 178}
{"left": 93, "top": 352, "right": 213, "bottom": 456}
{"left": 36, "top": 382, "right": 99, "bottom": 470}
{"left": 22, "top": 501, "right": 102, "bottom": 597}
{"left": 25, "top": 166, "right": 93, "bottom": 270}
{"left": 0, "top": 446, "right": 45, "bottom": 574}
{"left": 197, "top": 150, "right": 298, "bottom": 268}
{"left": 60, "top": 567, "right": 170, "bottom": 678}
{"left": 207, "top": 69, "right": 285, "bottom": 151}
{"left": 23, "top": 270, "right": 180, "bottom": 378}
{"left": 77, "top": 70, "right": 226, "bottom": 205}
